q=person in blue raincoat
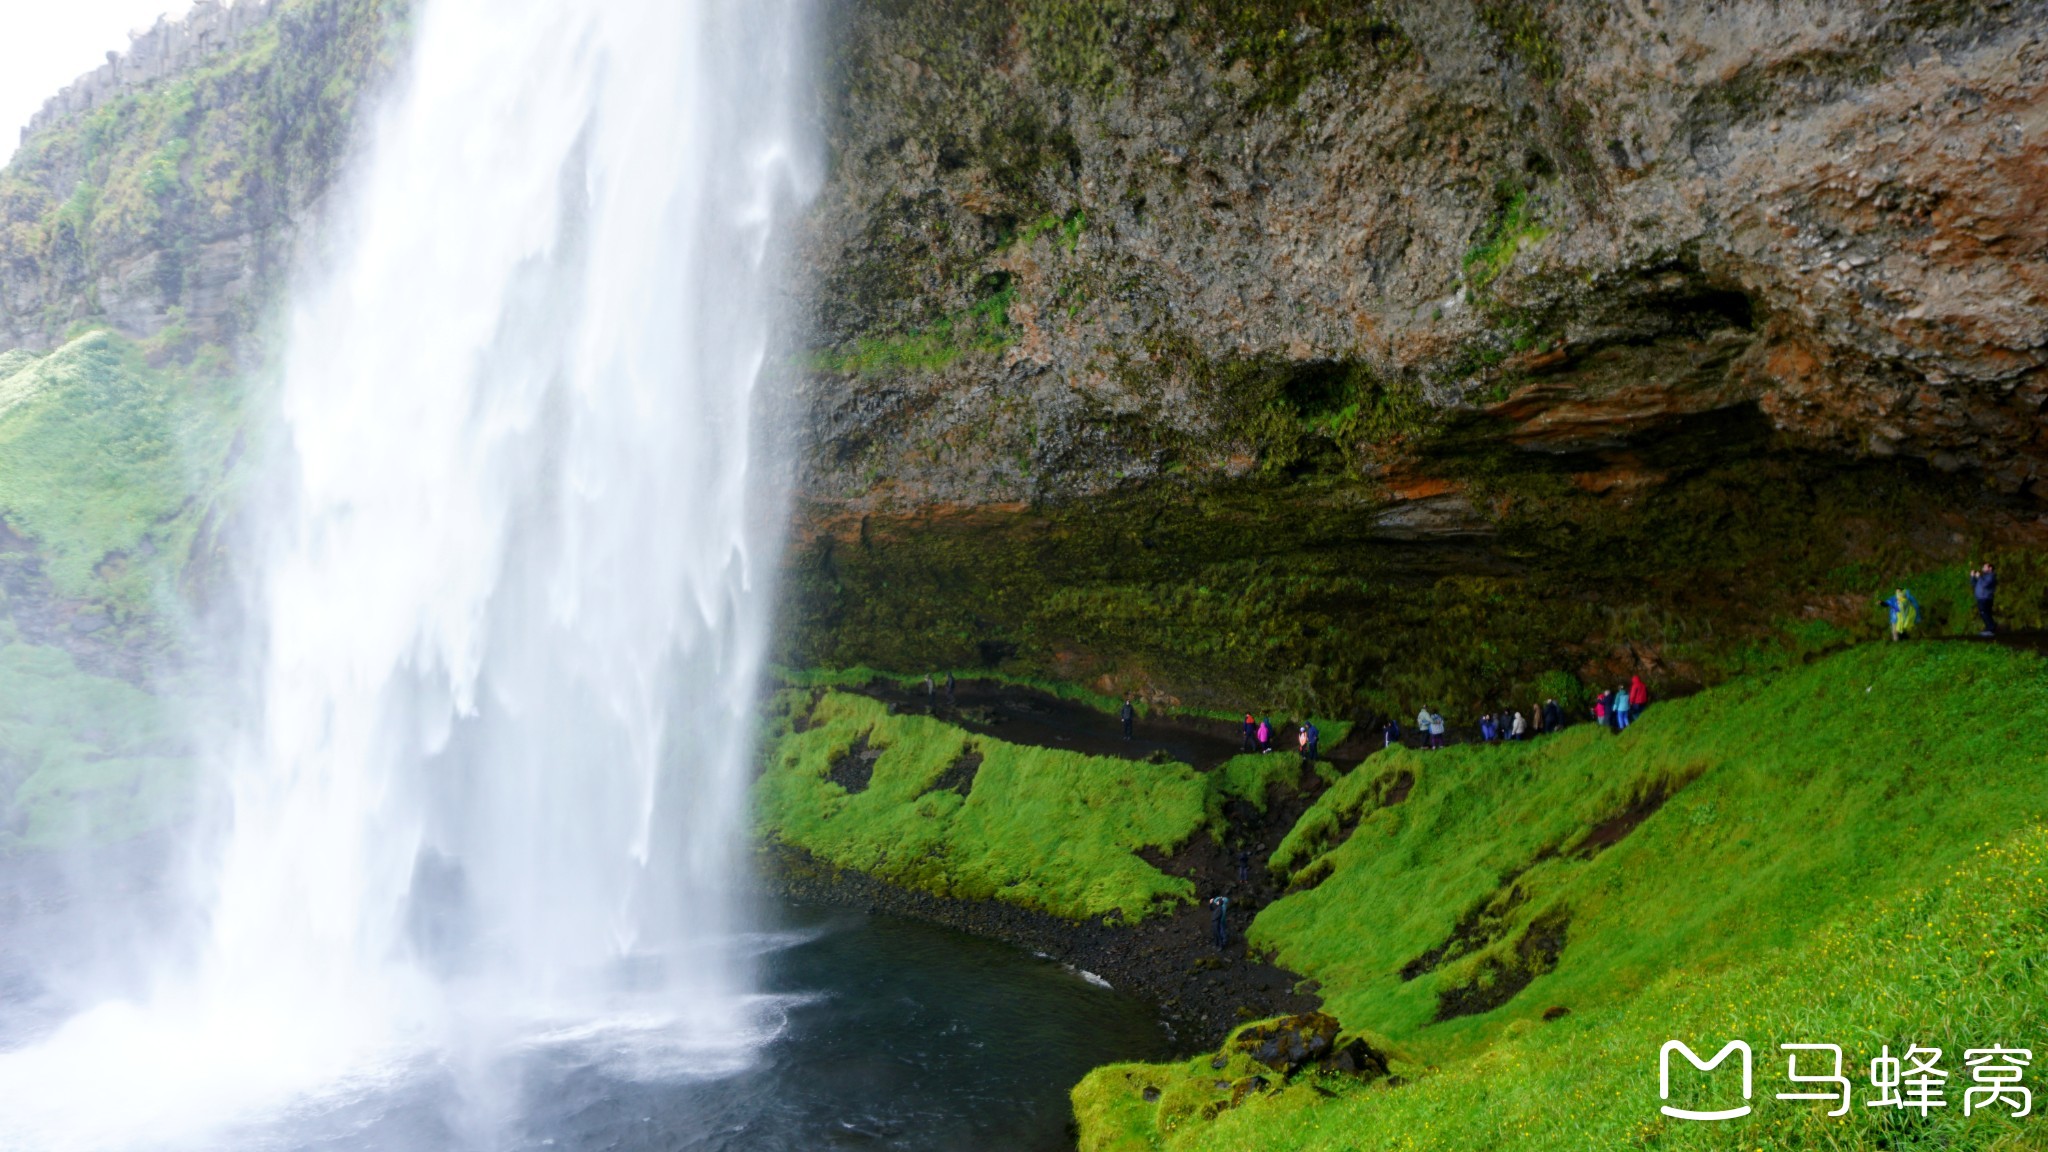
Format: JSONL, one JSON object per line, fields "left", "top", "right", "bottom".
{"left": 1880, "top": 587, "right": 1921, "bottom": 642}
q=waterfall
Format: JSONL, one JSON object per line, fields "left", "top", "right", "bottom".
{"left": 0, "top": 0, "right": 814, "bottom": 1146}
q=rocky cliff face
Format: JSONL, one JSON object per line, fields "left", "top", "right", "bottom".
{"left": 782, "top": 0, "right": 2048, "bottom": 709}
{"left": 795, "top": 0, "right": 2046, "bottom": 506}
{"left": 1, "top": 0, "right": 2042, "bottom": 713}
{"left": 0, "top": 0, "right": 404, "bottom": 354}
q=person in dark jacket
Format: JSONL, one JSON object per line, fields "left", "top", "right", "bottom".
{"left": 1543, "top": 698, "right": 1564, "bottom": 732}
{"left": 945, "top": 672, "right": 957, "bottom": 708}
{"left": 1973, "top": 563, "right": 1998, "bottom": 637}
{"left": 1301, "top": 720, "right": 1321, "bottom": 763}
{"left": 1209, "top": 895, "right": 1231, "bottom": 949}
{"left": 1120, "top": 697, "right": 1136, "bottom": 740}
{"left": 1241, "top": 713, "right": 1258, "bottom": 752}
{"left": 1383, "top": 718, "right": 1402, "bottom": 748}
{"left": 1236, "top": 850, "right": 1251, "bottom": 884}
{"left": 1479, "top": 714, "right": 1498, "bottom": 743}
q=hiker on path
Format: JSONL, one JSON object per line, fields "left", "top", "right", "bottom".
{"left": 923, "top": 674, "right": 935, "bottom": 709}
{"left": 1881, "top": 588, "right": 1921, "bottom": 642}
{"left": 1256, "top": 717, "right": 1273, "bottom": 752}
{"left": 1544, "top": 698, "right": 1565, "bottom": 733}
{"left": 1479, "top": 714, "right": 1498, "bottom": 743}
{"left": 1236, "top": 850, "right": 1251, "bottom": 884}
{"left": 1593, "top": 690, "right": 1611, "bottom": 730}
{"left": 1209, "top": 895, "right": 1231, "bottom": 949}
{"left": 946, "top": 672, "right": 957, "bottom": 708}
{"left": 1303, "top": 720, "right": 1321, "bottom": 763}
{"left": 1241, "top": 713, "right": 1257, "bottom": 752}
{"left": 1511, "top": 711, "right": 1527, "bottom": 740}
{"left": 1120, "top": 696, "right": 1136, "bottom": 740}
{"left": 1416, "top": 706, "right": 1431, "bottom": 743}
{"left": 1629, "top": 674, "right": 1648, "bottom": 716}
{"left": 1383, "top": 718, "right": 1402, "bottom": 749}
{"left": 1428, "top": 709, "right": 1446, "bottom": 750}
{"left": 1973, "top": 563, "right": 1998, "bottom": 637}
{"left": 1614, "top": 686, "right": 1632, "bottom": 731}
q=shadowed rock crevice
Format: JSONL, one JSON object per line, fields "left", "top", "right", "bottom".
{"left": 925, "top": 747, "right": 982, "bottom": 796}
{"left": 826, "top": 732, "right": 883, "bottom": 794}
{"left": 1433, "top": 903, "right": 1572, "bottom": 1022}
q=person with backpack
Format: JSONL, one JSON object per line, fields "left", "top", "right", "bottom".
{"left": 1972, "top": 563, "right": 1998, "bottom": 637}
{"left": 1881, "top": 588, "right": 1921, "bottom": 642}
{"left": 1208, "top": 894, "right": 1231, "bottom": 949}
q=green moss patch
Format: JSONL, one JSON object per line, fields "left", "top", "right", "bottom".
{"left": 755, "top": 690, "right": 1210, "bottom": 921}
{"left": 0, "top": 624, "right": 192, "bottom": 852}
{"left": 0, "top": 329, "right": 241, "bottom": 615}
{"left": 1080, "top": 640, "right": 2048, "bottom": 1148}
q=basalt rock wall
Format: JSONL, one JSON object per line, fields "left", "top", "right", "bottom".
{"left": 781, "top": 0, "right": 2048, "bottom": 711}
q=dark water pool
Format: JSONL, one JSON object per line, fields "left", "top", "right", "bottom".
{"left": 536, "top": 906, "right": 1165, "bottom": 1151}
{"left": 169, "top": 904, "right": 1168, "bottom": 1152}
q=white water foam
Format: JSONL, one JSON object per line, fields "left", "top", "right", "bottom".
{"left": 0, "top": 0, "right": 813, "bottom": 1147}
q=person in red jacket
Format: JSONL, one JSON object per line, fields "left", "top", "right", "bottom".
{"left": 1628, "top": 674, "right": 1648, "bottom": 717}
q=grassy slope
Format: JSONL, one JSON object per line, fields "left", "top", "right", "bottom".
{"left": 756, "top": 690, "right": 1213, "bottom": 920}
{"left": 0, "top": 624, "right": 192, "bottom": 852}
{"left": 1076, "top": 641, "right": 2048, "bottom": 1149}
{"left": 0, "top": 330, "right": 240, "bottom": 614}
{"left": 0, "top": 329, "right": 237, "bottom": 850}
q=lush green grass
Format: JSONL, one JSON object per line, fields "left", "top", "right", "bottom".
{"left": 0, "top": 329, "right": 241, "bottom": 615}
{"left": 1078, "top": 818, "right": 2048, "bottom": 1150}
{"left": 1076, "top": 641, "right": 2048, "bottom": 1148}
{"left": 755, "top": 690, "right": 1210, "bottom": 921}
{"left": 0, "top": 624, "right": 193, "bottom": 852}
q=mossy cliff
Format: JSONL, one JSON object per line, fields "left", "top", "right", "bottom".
{"left": 784, "top": 0, "right": 2048, "bottom": 709}
{"left": 0, "top": 0, "right": 408, "bottom": 352}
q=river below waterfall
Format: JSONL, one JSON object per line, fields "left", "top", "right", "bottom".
{"left": 0, "top": 892, "right": 1166, "bottom": 1152}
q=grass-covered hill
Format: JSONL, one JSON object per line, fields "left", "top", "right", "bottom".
{"left": 1076, "top": 640, "right": 2048, "bottom": 1150}
{"left": 756, "top": 689, "right": 1217, "bottom": 921}
{"left": 0, "top": 328, "right": 239, "bottom": 852}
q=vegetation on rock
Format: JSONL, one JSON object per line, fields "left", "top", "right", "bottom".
{"left": 1078, "top": 640, "right": 2048, "bottom": 1148}
{"left": 755, "top": 690, "right": 1210, "bottom": 921}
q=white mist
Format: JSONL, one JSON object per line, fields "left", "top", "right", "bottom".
{"left": 0, "top": 0, "right": 813, "bottom": 1146}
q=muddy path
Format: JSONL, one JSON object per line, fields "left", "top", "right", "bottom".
{"left": 762, "top": 844, "right": 1324, "bottom": 1052}
{"left": 770, "top": 679, "right": 1419, "bottom": 1050}
{"left": 849, "top": 678, "right": 1251, "bottom": 769}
